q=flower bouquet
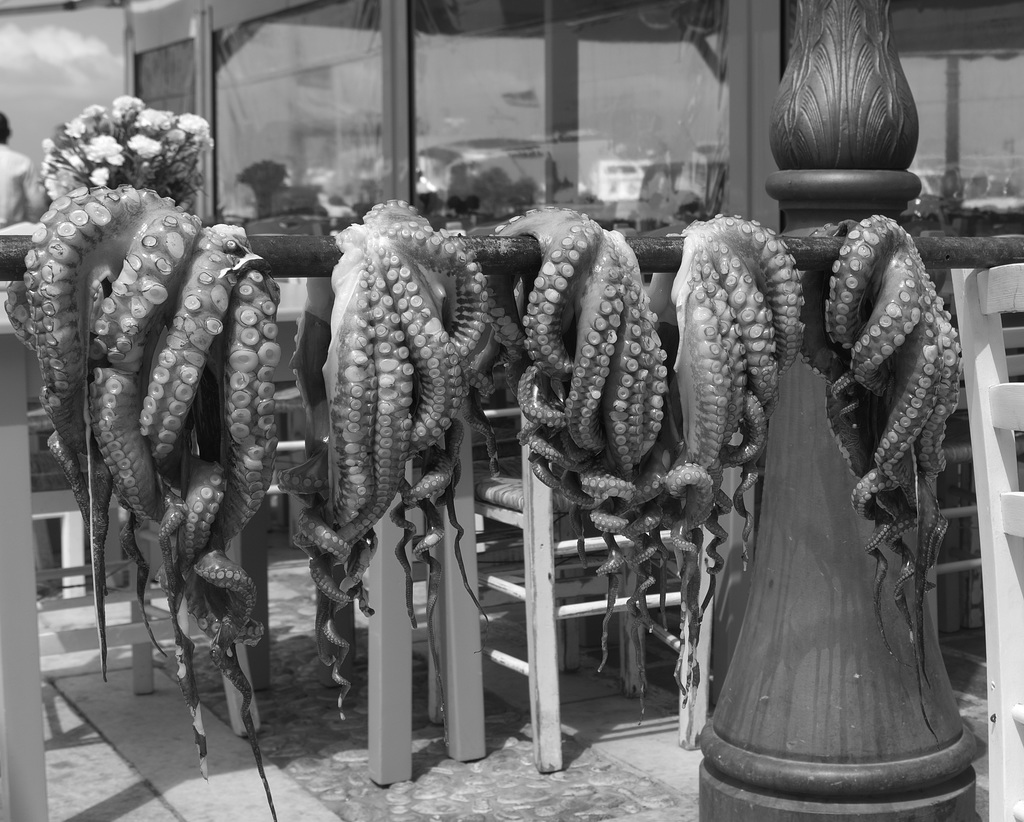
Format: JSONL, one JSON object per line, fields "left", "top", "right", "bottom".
{"left": 40, "top": 96, "right": 213, "bottom": 207}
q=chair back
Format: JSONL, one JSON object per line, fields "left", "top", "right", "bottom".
{"left": 951, "top": 264, "right": 1024, "bottom": 821}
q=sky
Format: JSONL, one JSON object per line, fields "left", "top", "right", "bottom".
{"left": 0, "top": 6, "right": 125, "bottom": 162}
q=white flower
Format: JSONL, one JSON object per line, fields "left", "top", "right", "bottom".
{"left": 84, "top": 135, "right": 125, "bottom": 166}
{"left": 137, "top": 108, "right": 173, "bottom": 131}
{"left": 127, "top": 134, "right": 163, "bottom": 160}
{"left": 44, "top": 178, "right": 64, "bottom": 199}
{"left": 64, "top": 118, "right": 86, "bottom": 139}
{"left": 176, "top": 113, "right": 211, "bottom": 140}
{"left": 82, "top": 104, "right": 106, "bottom": 118}
{"left": 89, "top": 167, "right": 110, "bottom": 187}
{"left": 164, "top": 128, "right": 186, "bottom": 144}
{"left": 112, "top": 96, "right": 144, "bottom": 122}
{"left": 41, "top": 138, "right": 55, "bottom": 153}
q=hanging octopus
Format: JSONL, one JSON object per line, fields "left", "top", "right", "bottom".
{"left": 811, "top": 214, "right": 960, "bottom": 663}
{"left": 492, "top": 209, "right": 669, "bottom": 682}
{"left": 5, "top": 185, "right": 279, "bottom": 820}
{"left": 280, "top": 200, "right": 490, "bottom": 716}
{"left": 493, "top": 209, "right": 803, "bottom": 702}
{"left": 651, "top": 215, "right": 803, "bottom": 695}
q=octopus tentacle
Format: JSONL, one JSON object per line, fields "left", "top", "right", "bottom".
{"left": 393, "top": 261, "right": 462, "bottom": 450}
{"left": 820, "top": 215, "right": 961, "bottom": 671}
{"left": 325, "top": 249, "right": 378, "bottom": 526}
{"left": 483, "top": 272, "right": 526, "bottom": 352}
{"left": 672, "top": 258, "right": 736, "bottom": 475}
{"left": 4, "top": 278, "right": 34, "bottom": 348}
{"left": 92, "top": 203, "right": 202, "bottom": 370}
{"left": 314, "top": 592, "right": 352, "bottom": 715}
{"left": 215, "top": 267, "right": 281, "bottom": 539}
{"left": 179, "top": 460, "right": 224, "bottom": 569}
{"left": 601, "top": 230, "right": 665, "bottom": 474}
{"left": 517, "top": 364, "right": 568, "bottom": 429}
{"left": 157, "top": 497, "right": 207, "bottom": 778}
{"left": 189, "top": 555, "right": 260, "bottom": 648}
{"left": 139, "top": 228, "right": 254, "bottom": 482}
{"left": 566, "top": 234, "right": 625, "bottom": 454}
{"left": 89, "top": 366, "right": 163, "bottom": 521}
{"left": 334, "top": 274, "right": 415, "bottom": 543}
{"left": 687, "top": 215, "right": 803, "bottom": 379}
{"left": 5, "top": 185, "right": 280, "bottom": 815}
{"left": 496, "top": 207, "right": 604, "bottom": 376}
{"left": 297, "top": 507, "right": 353, "bottom": 562}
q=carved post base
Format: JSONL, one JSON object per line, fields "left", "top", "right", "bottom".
{"left": 699, "top": 170, "right": 977, "bottom": 820}
{"left": 700, "top": 761, "right": 977, "bottom": 821}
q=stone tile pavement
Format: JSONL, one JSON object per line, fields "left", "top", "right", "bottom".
{"left": 6, "top": 543, "right": 989, "bottom": 822}
{"left": 18, "top": 546, "right": 703, "bottom": 822}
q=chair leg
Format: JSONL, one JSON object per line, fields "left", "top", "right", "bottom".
{"left": 368, "top": 512, "right": 413, "bottom": 786}
{"left": 60, "top": 510, "right": 85, "bottom": 599}
{"left": 436, "top": 426, "right": 485, "bottom": 762}
{"left": 522, "top": 446, "right": 563, "bottom": 773}
{"left": 619, "top": 569, "right": 643, "bottom": 698}
{"left": 130, "top": 594, "right": 155, "bottom": 696}
{"left": 222, "top": 536, "right": 259, "bottom": 736}
{"left": 222, "top": 644, "right": 261, "bottom": 737}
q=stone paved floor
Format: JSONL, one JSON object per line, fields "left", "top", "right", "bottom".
{"left": 9, "top": 539, "right": 990, "bottom": 822}
{"left": 182, "top": 549, "right": 695, "bottom": 821}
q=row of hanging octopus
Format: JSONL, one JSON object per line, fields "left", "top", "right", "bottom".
{"left": 5, "top": 186, "right": 960, "bottom": 820}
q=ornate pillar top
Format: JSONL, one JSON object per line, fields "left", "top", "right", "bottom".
{"left": 771, "top": 0, "right": 918, "bottom": 170}
{"left": 767, "top": 0, "right": 921, "bottom": 223}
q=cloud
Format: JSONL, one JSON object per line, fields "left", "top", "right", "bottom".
{"left": 0, "top": 22, "right": 123, "bottom": 90}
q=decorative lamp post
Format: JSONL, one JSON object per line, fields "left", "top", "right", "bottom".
{"left": 699, "top": 1, "right": 978, "bottom": 819}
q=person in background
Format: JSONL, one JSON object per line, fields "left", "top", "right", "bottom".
{"left": 0, "top": 111, "right": 47, "bottom": 228}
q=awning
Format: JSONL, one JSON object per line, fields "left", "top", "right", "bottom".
{"left": 0, "top": 0, "right": 121, "bottom": 17}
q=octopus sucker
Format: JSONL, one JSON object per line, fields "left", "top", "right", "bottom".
{"left": 820, "top": 215, "right": 961, "bottom": 670}
{"left": 5, "top": 185, "right": 279, "bottom": 819}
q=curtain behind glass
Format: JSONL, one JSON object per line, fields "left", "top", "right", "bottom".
{"left": 413, "top": 0, "right": 728, "bottom": 232}
{"left": 214, "top": 0, "right": 383, "bottom": 233}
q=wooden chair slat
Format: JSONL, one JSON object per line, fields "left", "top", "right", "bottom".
{"left": 1003, "top": 492, "right": 1024, "bottom": 539}
{"left": 991, "top": 384, "right": 1024, "bottom": 430}
{"left": 981, "top": 264, "right": 1024, "bottom": 315}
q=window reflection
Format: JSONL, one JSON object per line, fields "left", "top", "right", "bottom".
{"left": 890, "top": 1, "right": 1024, "bottom": 238}
{"left": 413, "top": 0, "right": 728, "bottom": 232}
{"left": 213, "top": 0, "right": 383, "bottom": 234}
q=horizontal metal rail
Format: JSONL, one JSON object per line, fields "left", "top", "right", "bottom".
{"left": 3, "top": 232, "right": 1024, "bottom": 280}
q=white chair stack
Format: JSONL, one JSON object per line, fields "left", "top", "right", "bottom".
{"left": 951, "top": 264, "right": 1024, "bottom": 821}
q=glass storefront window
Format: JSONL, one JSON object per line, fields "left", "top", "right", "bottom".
{"left": 413, "top": 0, "right": 728, "bottom": 232}
{"left": 135, "top": 40, "right": 196, "bottom": 115}
{"left": 891, "top": 1, "right": 1024, "bottom": 238}
{"left": 213, "top": 0, "right": 384, "bottom": 234}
